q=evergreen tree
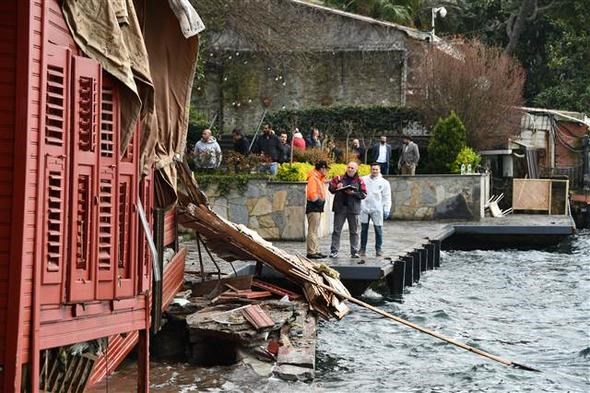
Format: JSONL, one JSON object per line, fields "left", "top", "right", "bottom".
{"left": 427, "top": 112, "right": 467, "bottom": 173}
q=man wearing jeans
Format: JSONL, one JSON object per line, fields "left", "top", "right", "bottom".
{"left": 360, "top": 163, "right": 392, "bottom": 257}
{"left": 328, "top": 162, "right": 367, "bottom": 258}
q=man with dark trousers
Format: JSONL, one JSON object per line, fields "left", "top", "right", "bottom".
{"left": 328, "top": 161, "right": 367, "bottom": 258}
{"left": 370, "top": 135, "right": 392, "bottom": 175}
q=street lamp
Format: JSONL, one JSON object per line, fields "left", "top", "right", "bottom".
{"left": 431, "top": 6, "right": 447, "bottom": 39}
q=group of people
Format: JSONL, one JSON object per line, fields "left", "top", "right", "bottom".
{"left": 192, "top": 125, "right": 420, "bottom": 258}
{"left": 193, "top": 125, "right": 421, "bottom": 178}
{"left": 193, "top": 124, "right": 326, "bottom": 174}
{"left": 305, "top": 160, "right": 392, "bottom": 259}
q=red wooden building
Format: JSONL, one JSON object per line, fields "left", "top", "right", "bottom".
{"left": 1, "top": 1, "right": 200, "bottom": 391}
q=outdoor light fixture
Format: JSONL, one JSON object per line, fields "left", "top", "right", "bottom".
{"left": 431, "top": 6, "right": 447, "bottom": 39}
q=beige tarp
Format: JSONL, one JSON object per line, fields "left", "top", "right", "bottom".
{"left": 141, "top": 0, "right": 201, "bottom": 208}
{"left": 62, "top": 0, "right": 154, "bottom": 154}
{"left": 62, "top": 0, "right": 204, "bottom": 208}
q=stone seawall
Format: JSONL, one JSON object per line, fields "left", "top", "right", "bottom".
{"left": 201, "top": 175, "right": 489, "bottom": 240}
{"left": 204, "top": 180, "right": 309, "bottom": 241}
{"left": 388, "top": 174, "right": 489, "bottom": 221}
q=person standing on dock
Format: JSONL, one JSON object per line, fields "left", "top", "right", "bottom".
{"left": 328, "top": 162, "right": 367, "bottom": 258}
{"left": 359, "top": 163, "right": 392, "bottom": 257}
{"left": 305, "top": 160, "right": 330, "bottom": 259}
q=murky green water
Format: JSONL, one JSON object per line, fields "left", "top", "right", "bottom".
{"left": 90, "top": 232, "right": 589, "bottom": 392}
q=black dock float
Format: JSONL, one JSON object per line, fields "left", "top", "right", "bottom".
{"left": 444, "top": 215, "right": 575, "bottom": 250}
{"left": 432, "top": 240, "right": 441, "bottom": 268}
{"left": 426, "top": 243, "right": 435, "bottom": 270}
{"left": 387, "top": 260, "right": 406, "bottom": 294}
{"left": 411, "top": 251, "right": 421, "bottom": 282}
{"left": 402, "top": 256, "right": 413, "bottom": 287}
{"left": 419, "top": 248, "right": 428, "bottom": 272}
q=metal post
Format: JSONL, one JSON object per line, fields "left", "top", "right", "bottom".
{"left": 248, "top": 109, "right": 268, "bottom": 154}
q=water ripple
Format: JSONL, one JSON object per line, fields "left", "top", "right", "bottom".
{"left": 315, "top": 233, "right": 590, "bottom": 392}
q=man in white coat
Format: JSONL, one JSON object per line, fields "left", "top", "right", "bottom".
{"left": 359, "top": 163, "right": 392, "bottom": 257}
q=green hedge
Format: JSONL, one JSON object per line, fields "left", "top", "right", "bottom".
{"left": 266, "top": 105, "right": 421, "bottom": 136}
{"left": 276, "top": 162, "right": 371, "bottom": 182}
{"left": 194, "top": 173, "right": 271, "bottom": 196}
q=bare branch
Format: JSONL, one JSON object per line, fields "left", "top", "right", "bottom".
{"left": 412, "top": 38, "right": 525, "bottom": 149}
{"left": 506, "top": 13, "right": 516, "bottom": 37}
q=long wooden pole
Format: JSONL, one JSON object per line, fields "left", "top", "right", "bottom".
{"left": 310, "top": 278, "right": 540, "bottom": 372}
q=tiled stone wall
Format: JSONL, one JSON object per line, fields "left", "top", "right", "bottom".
{"left": 205, "top": 180, "right": 309, "bottom": 241}
{"left": 202, "top": 175, "right": 489, "bottom": 240}
{"left": 387, "top": 174, "right": 489, "bottom": 220}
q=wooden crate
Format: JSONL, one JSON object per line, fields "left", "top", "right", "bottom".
{"left": 512, "top": 178, "right": 569, "bottom": 214}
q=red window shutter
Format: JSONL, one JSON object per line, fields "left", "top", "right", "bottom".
{"left": 116, "top": 126, "right": 139, "bottom": 298}
{"left": 67, "top": 55, "right": 101, "bottom": 303}
{"left": 96, "top": 77, "right": 120, "bottom": 300}
{"left": 41, "top": 44, "right": 71, "bottom": 305}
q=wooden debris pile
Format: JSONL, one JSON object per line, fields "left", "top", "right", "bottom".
{"left": 176, "top": 161, "right": 350, "bottom": 320}
{"left": 165, "top": 273, "right": 319, "bottom": 381}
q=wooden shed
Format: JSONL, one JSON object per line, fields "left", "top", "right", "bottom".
{"left": 1, "top": 1, "right": 201, "bottom": 391}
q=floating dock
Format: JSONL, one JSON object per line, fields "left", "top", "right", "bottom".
{"left": 239, "top": 214, "right": 576, "bottom": 295}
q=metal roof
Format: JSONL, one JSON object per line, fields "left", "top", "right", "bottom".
{"left": 517, "top": 106, "right": 590, "bottom": 128}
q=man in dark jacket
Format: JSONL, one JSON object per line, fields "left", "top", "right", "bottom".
{"left": 328, "top": 161, "right": 367, "bottom": 258}
{"left": 370, "top": 136, "right": 392, "bottom": 175}
{"left": 278, "top": 132, "right": 292, "bottom": 163}
{"left": 252, "top": 123, "right": 281, "bottom": 174}
{"left": 306, "top": 127, "right": 322, "bottom": 149}
{"left": 232, "top": 128, "right": 250, "bottom": 155}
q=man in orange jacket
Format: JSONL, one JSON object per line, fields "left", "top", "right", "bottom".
{"left": 306, "top": 160, "right": 329, "bottom": 259}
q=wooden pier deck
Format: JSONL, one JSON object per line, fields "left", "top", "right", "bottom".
{"left": 185, "top": 214, "right": 575, "bottom": 296}
{"left": 233, "top": 214, "right": 575, "bottom": 295}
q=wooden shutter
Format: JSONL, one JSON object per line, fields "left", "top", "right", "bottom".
{"left": 116, "top": 129, "right": 139, "bottom": 299}
{"left": 41, "top": 44, "right": 70, "bottom": 304}
{"left": 67, "top": 55, "right": 101, "bottom": 302}
{"left": 96, "top": 78, "right": 119, "bottom": 300}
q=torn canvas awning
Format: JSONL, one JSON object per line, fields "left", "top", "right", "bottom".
{"left": 62, "top": 0, "right": 205, "bottom": 208}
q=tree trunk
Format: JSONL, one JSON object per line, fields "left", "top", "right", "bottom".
{"left": 504, "top": 0, "right": 537, "bottom": 56}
